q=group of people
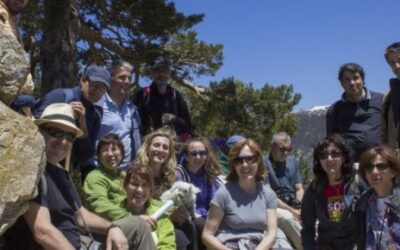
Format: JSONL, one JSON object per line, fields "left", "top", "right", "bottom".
{"left": 299, "top": 41, "right": 400, "bottom": 249}
{"left": 3, "top": 0, "right": 400, "bottom": 249}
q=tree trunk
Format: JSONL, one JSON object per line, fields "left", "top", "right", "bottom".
{"left": 40, "top": 0, "right": 78, "bottom": 95}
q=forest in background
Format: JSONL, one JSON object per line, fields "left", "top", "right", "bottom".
{"left": 19, "top": 0, "right": 301, "bottom": 150}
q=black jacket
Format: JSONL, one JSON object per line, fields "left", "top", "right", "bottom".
{"left": 326, "top": 88, "right": 383, "bottom": 161}
{"left": 301, "top": 175, "right": 367, "bottom": 250}
{"left": 133, "top": 83, "right": 193, "bottom": 138}
{"left": 355, "top": 184, "right": 400, "bottom": 249}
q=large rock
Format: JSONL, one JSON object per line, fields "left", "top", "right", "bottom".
{"left": 0, "top": 27, "right": 30, "bottom": 105}
{"left": 0, "top": 102, "right": 46, "bottom": 235}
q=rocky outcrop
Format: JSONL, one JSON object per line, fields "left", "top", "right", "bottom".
{"left": 0, "top": 102, "right": 46, "bottom": 235}
{"left": 0, "top": 30, "right": 30, "bottom": 106}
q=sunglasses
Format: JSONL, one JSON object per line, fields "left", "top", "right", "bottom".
{"left": 188, "top": 151, "right": 207, "bottom": 157}
{"left": 42, "top": 127, "right": 76, "bottom": 142}
{"left": 365, "top": 163, "right": 390, "bottom": 173}
{"left": 279, "top": 146, "right": 292, "bottom": 153}
{"left": 318, "top": 150, "right": 341, "bottom": 160}
{"left": 234, "top": 155, "right": 257, "bottom": 165}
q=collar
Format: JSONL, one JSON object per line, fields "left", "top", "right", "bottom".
{"left": 99, "top": 165, "right": 124, "bottom": 177}
{"left": 268, "top": 154, "right": 286, "bottom": 166}
{"left": 46, "top": 161, "right": 67, "bottom": 174}
{"left": 185, "top": 164, "right": 206, "bottom": 177}
{"left": 341, "top": 87, "right": 370, "bottom": 103}
{"left": 104, "top": 92, "right": 128, "bottom": 109}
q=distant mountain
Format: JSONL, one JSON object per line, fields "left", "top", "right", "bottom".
{"left": 292, "top": 105, "right": 329, "bottom": 168}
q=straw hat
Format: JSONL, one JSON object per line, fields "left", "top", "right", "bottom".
{"left": 34, "top": 103, "right": 83, "bottom": 137}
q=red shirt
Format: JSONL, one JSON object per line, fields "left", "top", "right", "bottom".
{"left": 323, "top": 182, "right": 345, "bottom": 223}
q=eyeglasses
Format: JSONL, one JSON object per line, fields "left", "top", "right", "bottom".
{"left": 42, "top": 127, "right": 76, "bottom": 142}
{"left": 318, "top": 150, "right": 342, "bottom": 160}
{"left": 188, "top": 151, "right": 207, "bottom": 157}
{"left": 365, "top": 163, "right": 390, "bottom": 173}
{"left": 234, "top": 155, "right": 257, "bottom": 165}
{"left": 279, "top": 147, "right": 292, "bottom": 153}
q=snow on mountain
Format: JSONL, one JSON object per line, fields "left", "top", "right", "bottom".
{"left": 292, "top": 105, "right": 328, "bottom": 172}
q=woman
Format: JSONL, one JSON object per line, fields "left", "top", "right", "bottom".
{"left": 177, "top": 137, "right": 222, "bottom": 249}
{"left": 124, "top": 163, "right": 176, "bottom": 249}
{"left": 356, "top": 146, "right": 400, "bottom": 249}
{"left": 136, "top": 129, "right": 196, "bottom": 250}
{"left": 301, "top": 134, "right": 366, "bottom": 250}
{"left": 135, "top": 129, "right": 177, "bottom": 198}
{"left": 83, "top": 133, "right": 127, "bottom": 220}
{"left": 83, "top": 134, "right": 176, "bottom": 249}
{"left": 202, "top": 138, "right": 288, "bottom": 249}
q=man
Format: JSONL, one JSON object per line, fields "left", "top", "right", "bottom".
{"left": 96, "top": 60, "right": 141, "bottom": 169}
{"left": 326, "top": 62, "right": 383, "bottom": 161}
{"left": 263, "top": 132, "right": 304, "bottom": 250}
{"left": 382, "top": 42, "right": 400, "bottom": 152}
{"left": 4, "top": 103, "right": 155, "bottom": 249}
{"left": 33, "top": 65, "right": 109, "bottom": 179}
{"left": 134, "top": 56, "right": 194, "bottom": 141}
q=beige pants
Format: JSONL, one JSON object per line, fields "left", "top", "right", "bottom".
{"left": 80, "top": 216, "right": 156, "bottom": 250}
{"left": 277, "top": 208, "right": 303, "bottom": 250}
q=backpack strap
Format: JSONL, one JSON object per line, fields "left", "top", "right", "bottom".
{"left": 143, "top": 86, "right": 151, "bottom": 108}
{"left": 40, "top": 174, "right": 48, "bottom": 196}
{"left": 170, "top": 88, "right": 177, "bottom": 115}
{"left": 176, "top": 164, "right": 191, "bottom": 182}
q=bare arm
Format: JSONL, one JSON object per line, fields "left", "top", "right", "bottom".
{"left": 76, "top": 207, "right": 128, "bottom": 250}
{"left": 69, "top": 101, "right": 88, "bottom": 137}
{"left": 75, "top": 207, "right": 110, "bottom": 234}
{"left": 256, "top": 209, "right": 277, "bottom": 250}
{"left": 202, "top": 204, "right": 230, "bottom": 250}
{"left": 24, "top": 201, "right": 75, "bottom": 250}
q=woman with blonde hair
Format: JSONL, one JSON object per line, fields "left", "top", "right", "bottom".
{"left": 136, "top": 128, "right": 198, "bottom": 250}
{"left": 136, "top": 129, "right": 177, "bottom": 197}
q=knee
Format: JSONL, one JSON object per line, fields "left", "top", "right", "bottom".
{"left": 277, "top": 209, "right": 295, "bottom": 221}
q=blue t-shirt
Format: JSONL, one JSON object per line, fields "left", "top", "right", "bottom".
{"left": 211, "top": 182, "right": 277, "bottom": 232}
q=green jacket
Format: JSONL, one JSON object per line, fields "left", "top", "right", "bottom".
{"left": 83, "top": 167, "right": 176, "bottom": 250}
{"left": 132, "top": 199, "right": 176, "bottom": 250}
{"left": 83, "top": 168, "right": 129, "bottom": 220}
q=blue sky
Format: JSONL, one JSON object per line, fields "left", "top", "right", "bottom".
{"left": 174, "top": 1, "right": 399, "bottom": 111}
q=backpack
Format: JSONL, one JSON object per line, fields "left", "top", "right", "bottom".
{"left": 142, "top": 86, "right": 177, "bottom": 115}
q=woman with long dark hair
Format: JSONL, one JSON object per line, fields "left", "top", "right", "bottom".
{"left": 177, "top": 137, "right": 221, "bottom": 249}
{"left": 301, "top": 134, "right": 366, "bottom": 250}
